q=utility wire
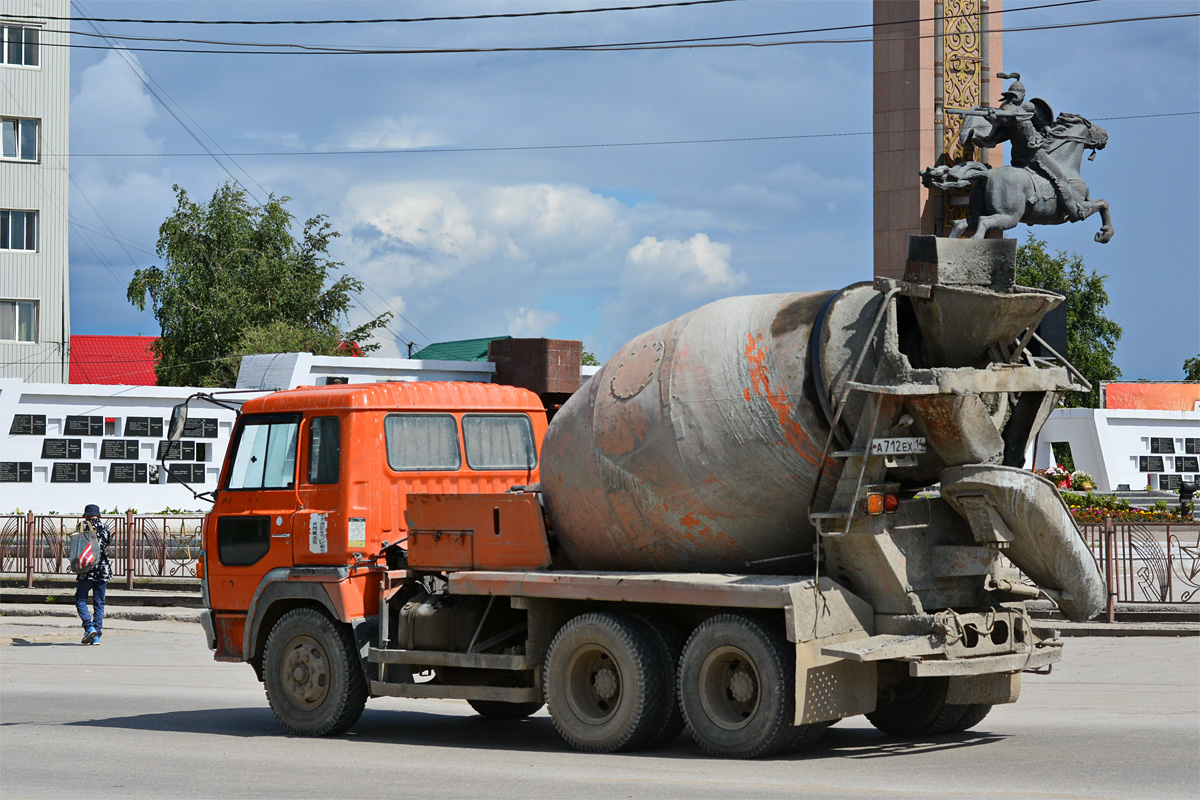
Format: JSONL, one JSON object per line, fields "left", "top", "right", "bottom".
{"left": 56, "top": 112, "right": 1200, "bottom": 158}
{"left": 58, "top": 0, "right": 1097, "bottom": 50}
{"left": 27, "top": 9, "right": 1194, "bottom": 56}
{"left": 9, "top": 0, "right": 742, "bottom": 25}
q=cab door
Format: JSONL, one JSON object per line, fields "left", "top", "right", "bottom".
{"left": 293, "top": 414, "right": 348, "bottom": 565}
{"left": 206, "top": 413, "right": 301, "bottom": 613}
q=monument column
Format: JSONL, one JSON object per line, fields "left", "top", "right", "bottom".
{"left": 873, "top": 0, "right": 1004, "bottom": 278}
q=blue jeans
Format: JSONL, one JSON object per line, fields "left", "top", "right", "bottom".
{"left": 75, "top": 578, "right": 107, "bottom": 633}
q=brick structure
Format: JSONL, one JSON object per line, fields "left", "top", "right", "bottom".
{"left": 874, "top": 0, "right": 1004, "bottom": 279}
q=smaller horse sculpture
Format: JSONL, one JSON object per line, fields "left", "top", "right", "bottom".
{"left": 923, "top": 111, "right": 1114, "bottom": 243}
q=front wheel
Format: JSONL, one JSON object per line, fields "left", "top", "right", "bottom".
{"left": 263, "top": 608, "right": 367, "bottom": 736}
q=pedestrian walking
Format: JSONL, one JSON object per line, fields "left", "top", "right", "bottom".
{"left": 74, "top": 504, "right": 113, "bottom": 645}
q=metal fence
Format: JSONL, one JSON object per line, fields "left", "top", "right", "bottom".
{"left": 2, "top": 512, "right": 1198, "bottom": 614}
{"left": 1078, "top": 520, "right": 1200, "bottom": 615}
{"left": 0, "top": 512, "right": 204, "bottom": 588}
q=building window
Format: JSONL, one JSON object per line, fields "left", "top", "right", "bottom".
{"left": 0, "top": 210, "right": 37, "bottom": 251}
{"left": 2, "top": 26, "right": 39, "bottom": 67}
{"left": 0, "top": 300, "right": 37, "bottom": 342}
{"left": 1, "top": 117, "right": 38, "bottom": 161}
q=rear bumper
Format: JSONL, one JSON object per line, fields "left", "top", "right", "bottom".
{"left": 909, "top": 642, "right": 1063, "bottom": 677}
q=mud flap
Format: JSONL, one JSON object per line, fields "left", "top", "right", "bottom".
{"left": 940, "top": 464, "right": 1105, "bottom": 621}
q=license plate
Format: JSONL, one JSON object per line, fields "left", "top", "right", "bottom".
{"left": 871, "top": 437, "right": 926, "bottom": 456}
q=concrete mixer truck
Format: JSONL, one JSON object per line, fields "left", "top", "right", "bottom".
{"left": 185, "top": 236, "right": 1104, "bottom": 758}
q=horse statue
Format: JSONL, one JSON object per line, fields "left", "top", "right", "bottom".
{"left": 921, "top": 77, "right": 1114, "bottom": 244}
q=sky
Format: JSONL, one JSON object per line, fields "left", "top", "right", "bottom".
{"left": 59, "top": 0, "right": 1199, "bottom": 377}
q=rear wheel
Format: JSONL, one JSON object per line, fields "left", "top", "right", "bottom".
{"left": 544, "top": 612, "right": 667, "bottom": 753}
{"left": 865, "top": 675, "right": 967, "bottom": 736}
{"left": 263, "top": 608, "right": 367, "bottom": 736}
{"left": 945, "top": 703, "right": 992, "bottom": 733}
{"left": 467, "top": 699, "right": 544, "bottom": 720}
{"left": 629, "top": 613, "right": 687, "bottom": 748}
{"left": 678, "top": 614, "right": 795, "bottom": 759}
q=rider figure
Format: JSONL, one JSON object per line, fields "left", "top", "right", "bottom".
{"left": 986, "top": 73, "right": 1083, "bottom": 222}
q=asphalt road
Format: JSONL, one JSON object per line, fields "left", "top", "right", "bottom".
{"left": 1, "top": 616, "right": 1197, "bottom": 800}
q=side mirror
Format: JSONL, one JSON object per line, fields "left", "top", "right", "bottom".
{"left": 168, "top": 403, "right": 188, "bottom": 441}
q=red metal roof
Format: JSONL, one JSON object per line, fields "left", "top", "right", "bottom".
{"left": 69, "top": 335, "right": 159, "bottom": 385}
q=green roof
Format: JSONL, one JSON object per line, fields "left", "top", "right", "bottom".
{"left": 411, "top": 336, "right": 511, "bottom": 362}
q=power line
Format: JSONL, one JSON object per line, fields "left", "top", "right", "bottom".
{"left": 9, "top": 0, "right": 742, "bottom": 26}
{"left": 54, "top": 112, "right": 1200, "bottom": 158}
{"left": 26, "top": 9, "right": 1195, "bottom": 56}
{"left": 56, "top": 0, "right": 1097, "bottom": 51}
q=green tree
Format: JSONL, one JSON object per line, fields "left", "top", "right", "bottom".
{"left": 1185, "top": 356, "right": 1200, "bottom": 381}
{"left": 1015, "top": 233, "right": 1122, "bottom": 408}
{"left": 128, "top": 183, "right": 391, "bottom": 387}
{"left": 581, "top": 348, "right": 600, "bottom": 366}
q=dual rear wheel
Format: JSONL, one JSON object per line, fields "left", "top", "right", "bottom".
{"left": 543, "top": 611, "right": 826, "bottom": 758}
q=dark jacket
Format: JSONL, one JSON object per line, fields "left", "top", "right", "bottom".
{"left": 78, "top": 520, "right": 113, "bottom": 583}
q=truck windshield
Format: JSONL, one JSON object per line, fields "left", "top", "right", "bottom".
{"left": 226, "top": 415, "right": 299, "bottom": 490}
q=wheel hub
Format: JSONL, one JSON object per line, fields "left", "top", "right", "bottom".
{"left": 280, "top": 635, "right": 330, "bottom": 709}
{"left": 593, "top": 667, "right": 619, "bottom": 701}
{"left": 728, "top": 670, "right": 756, "bottom": 704}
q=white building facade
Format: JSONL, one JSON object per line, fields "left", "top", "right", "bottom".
{"left": 1028, "top": 407, "right": 1200, "bottom": 492}
{"left": 2, "top": 353, "right": 589, "bottom": 513}
{"left": 1, "top": 1, "right": 70, "bottom": 383}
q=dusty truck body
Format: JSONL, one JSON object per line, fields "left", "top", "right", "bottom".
{"left": 193, "top": 237, "right": 1104, "bottom": 758}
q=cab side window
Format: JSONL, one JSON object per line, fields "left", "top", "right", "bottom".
{"left": 462, "top": 414, "right": 536, "bottom": 470}
{"left": 307, "top": 416, "right": 340, "bottom": 484}
{"left": 226, "top": 416, "right": 299, "bottom": 490}
{"left": 385, "top": 413, "right": 461, "bottom": 471}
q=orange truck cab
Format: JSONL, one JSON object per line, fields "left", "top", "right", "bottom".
{"left": 199, "top": 381, "right": 547, "bottom": 680}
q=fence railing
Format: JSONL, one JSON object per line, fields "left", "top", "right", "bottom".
{"left": 1078, "top": 519, "right": 1200, "bottom": 618}
{"left": 0, "top": 512, "right": 204, "bottom": 588}
{"left": 3, "top": 513, "right": 1198, "bottom": 615}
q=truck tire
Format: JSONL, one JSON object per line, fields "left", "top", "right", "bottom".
{"left": 543, "top": 612, "right": 667, "bottom": 753}
{"left": 628, "top": 612, "right": 687, "bottom": 748}
{"left": 467, "top": 699, "right": 544, "bottom": 720}
{"left": 865, "top": 675, "right": 967, "bottom": 736}
{"left": 678, "top": 614, "right": 795, "bottom": 759}
{"left": 945, "top": 703, "right": 992, "bottom": 733}
{"left": 263, "top": 608, "right": 367, "bottom": 737}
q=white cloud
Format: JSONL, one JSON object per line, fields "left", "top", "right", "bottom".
{"left": 507, "top": 307, "right": 563, "bottom": 338}
{"left": 625, "top": 233, "right": 743, "bottom": 298}
{"left": 325, "top": 115, "right": 447, "bottom": 151}
{"left": 71, "top": 50, "right": 162, "bottom": 159}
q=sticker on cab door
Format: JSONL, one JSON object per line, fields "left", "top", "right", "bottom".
{"left": 348, "top": 517, "right": 366, "bottom": 548}
{"left": 309, "top": 513, "right": 328, "bottom": 554}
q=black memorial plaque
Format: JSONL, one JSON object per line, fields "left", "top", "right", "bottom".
{"left": 41, "top": 439, "right": 81, "bottom": 459}
{"left": 64, "top": 415, "right": 103, "bottom": 437}
{"left": 100, "top": 439, "right": 140, "bottom": 460}
{"left": 51, "top": 462, "right": 91, "bottom": 483}
{"left": 1139, "top": 456, "right": 1165, "bottom": 472}
{"left": 108, "top": 463, "right": 148, "bottom": 484}
{"left": 156, "top": 440, "right": 196, "bottom": 461}
{"left": 1187, "top": 438, "right": 1200, "bottom": 455}
{"left": 167, "top": 464, "right": 206, "bottom": 483}
{"left": 8, "top": 414, "right": 46, "bottom": 435}
{"left": 1159, "top": 474, "right": 1182, "bottom": 491}
{"left": 125, "top": 417, "right": 164, "bottom": 438}
{"left": 182, "top": 417, "right": 218, "bottom": 438}
{"left": 0, "top": 462, "right": 33, "bottom": 482}
{"left": 1150, "top": 437, "right": 1176, "bottom": 454}
{"left": 1175, "top": 456, "right": 1199, "bottom": 473}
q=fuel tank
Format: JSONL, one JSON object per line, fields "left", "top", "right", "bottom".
{"left": 541, "top": 291, "right": 840, "bottom": 573}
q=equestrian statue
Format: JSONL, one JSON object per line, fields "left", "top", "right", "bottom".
{"left": 921, "top": 72, "right": 1114, "bottom": 243}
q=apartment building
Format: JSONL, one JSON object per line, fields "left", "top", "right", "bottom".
{"left": 1, "top": 1, "right": 69, "bottom": 382}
